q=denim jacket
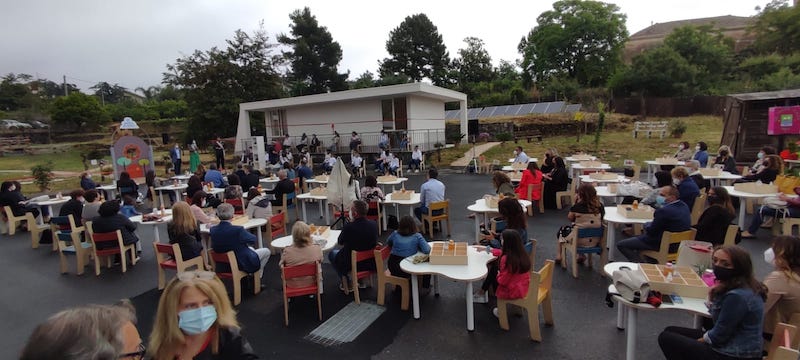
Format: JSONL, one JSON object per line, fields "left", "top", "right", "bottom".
{"left": 703, "top": 287, "right": 764, "bottom": 358}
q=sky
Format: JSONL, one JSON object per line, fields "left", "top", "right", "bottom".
{"left": 0, "top": 0, "right": 765, "bottom": 93}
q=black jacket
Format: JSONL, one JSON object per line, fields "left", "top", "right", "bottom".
{"left": 694, "top": 205, "right": 736, "bottom": 245}
{"left": 193, "top": 326, "right": 259, "bottom": 360}
{"left": 334, "top": 217, "right": 378, "bottom": 274}
{"left": 90, "top": 214, "right": 139, "bottom": 248}
{"left": 59, "top": 199, "right": 84, "bottom": 223}
{"left": 266, "top": 178, "right": 295, "bottom": 206}
{"left": 167, "top": 222, "right": 203, "bottom": 260}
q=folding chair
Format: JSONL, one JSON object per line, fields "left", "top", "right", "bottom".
{"left": 281, "top": 261, "right": 322, "bottom": 326}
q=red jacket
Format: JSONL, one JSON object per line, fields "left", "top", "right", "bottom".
{"left": 496, "top": 256, "right": 530, "bottom": 300}
{"left": 515, "top": 169, "right": 543, "bottom": 200}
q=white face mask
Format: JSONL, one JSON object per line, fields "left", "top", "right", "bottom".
{"left": 695, "top": 146, "right": 701, "bottom": 151}
{"left": 8, "top": 186, "right": 16, "bottom": 192}
{"left": 678, "top": 144, "right": 684, "bottom": 150}
{"left": 673, "top": 178, "right": 680, "bottom": 185}
{"left": 87, "top": 174, "right": 92, "bottom": 179}
{"left": 764, "top": 247, "right": 775, "bottom": 265}
{"left": 513, "top": 150, "right": 518, "bottom": 155}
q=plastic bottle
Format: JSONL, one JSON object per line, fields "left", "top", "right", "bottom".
{"left": 663, "top": 262, "right": 674, "bottom": 282}
{"left": 632, "top": 200, "right": 639, "bottom": 209}
{"left": 702, "top": 269, "right": 716, "bottom": 287}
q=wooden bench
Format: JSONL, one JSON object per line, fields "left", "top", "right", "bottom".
{"left": 514, "top": 130, "right": 543, "bottom": 143}
{"left": 632, "top": 121, "right": 668, "bottom": 139}
{"left": 0, "top": 136, "right": 31, "bottom": 155}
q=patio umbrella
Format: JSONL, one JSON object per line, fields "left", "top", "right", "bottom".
{"left": 327, "top": 157, "right": 357, "bottom": 226}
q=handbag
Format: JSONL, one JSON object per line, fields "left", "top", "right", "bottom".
{"left": 776, "top": 175, "right": 800, "bottom": 195}
{"left": 612, "top": 266, "right": 650, "bottom": 303}
{"left": 763, "top": 196, "right": 788, "bottom": 210}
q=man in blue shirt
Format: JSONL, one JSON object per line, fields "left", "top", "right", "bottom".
{"left": 170, "top": 143, "right": 182, "bottom": 175}
{"left": 617, "top": 186, "right": 691, "bottom": 262}
{"left": 204, "top": 163, "right": 225, "bottom": 188}
{"left": 296, "top": 159, "right": 313, "bottom": 179}
{"left": 513, "top": 146, "right": 529, "bottom": 164}
{"left": 414, "top": 168, "right": 445, "bottom": 220}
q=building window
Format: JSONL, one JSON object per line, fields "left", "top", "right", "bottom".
{"left": 268, "top": 109, "right": 287, "bottom": 137}
{"left": 381, "top": 99, "right": 394, "bottom": 130}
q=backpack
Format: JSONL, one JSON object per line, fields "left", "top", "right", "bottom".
{"left": 612, "top": 266, "right": 650, "bottom": 303}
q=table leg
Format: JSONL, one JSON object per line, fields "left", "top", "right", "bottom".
{"left": 324, "top": 201, "right": 330, "bottom": 224}
{"left": 616, "top": 300, "right": 625, "bottom": 329}
{"left": 625, "top": 306, "right": 637, "bottom": 360}
{"left": 473, "top": 215, "right": 480, "bottom": 243}
{"left": 158, "top": 192, "right": 165, "bottom": 208}
{"left": 318, "top": 200, "right": 323, "bottom": 219}
{"left": 433, "top": 275, "right": 439, "bottom": 296}
{"left": 693, "top": 315, "right": 703, "bottom": 329}
{"left": 256, "top": 226, "right": 263, "bottom": 249}
{"left": 466, "top": 281, "right": 475, "bottom": 331}
{"left": 301, "top": 201, "right": 308, "bottom": 223}
{"left": 738, "top": 198, "right": 746, "bottom": 228}
{"left": 411, "top": 274, "right": 420, "bottom": 319}
{"left": 174, "top": 190, "right": 182, "bottom": 204}
{"left": 647, "top": 164, "right": 653, "bottom": 185}
{"left": 606, "top": 223, "right": 616, "bottom": 261}
{"left": 153, "top": 227, "right": 160, "bottom": 243}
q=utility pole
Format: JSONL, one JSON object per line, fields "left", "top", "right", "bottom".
{"left": 63, "top": 75, "right": 68, "bottom": 96}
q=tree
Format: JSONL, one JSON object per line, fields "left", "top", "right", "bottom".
{"left": 451, "top": 37, "right": 495, "bottom": 99}
{"left": 0, "top": 73, "right": 32, "bottom": 111}
{"left": 350, "top": 71, "right": 376, "bottom": 89}
{"left": 278, "top": 7, "right": 348, "bottom": 96}
{"left": 378, "top": 13, "right": 450, "bottom": 86}
{"left": 663, "top": 25, "right": 734, "bottom": 93}
{"left": 91, "top": 82, "right": 128, "bottom": 105}
{"left": 51, "top": 92, "right": 107, "bottom": 130}
{"left": 35, "top": 79, "right": 78, "bottom": 99}
{"left": 518, "top": 0, "right": 627, "bottom": 88}
{"left": 750, "top": 0, "right": 800, "bottom": 55}
{"left": 164, "top": 26, "right": 283, "bottom": 141}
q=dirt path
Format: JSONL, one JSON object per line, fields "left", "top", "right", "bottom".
{"left": 450, "top": 142, "right": 501, "bottom": 167}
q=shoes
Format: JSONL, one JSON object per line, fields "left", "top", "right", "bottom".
{"left": 554, "top": 258, "right": 562, "bottom": 265}
{"left": 473, "top": 292, "right": 488, "bottom": 304}
{"left": 741, "top": 231, "right": 756, "bottom": 239}
{"left": 492, "top": 307, "right": 499, "bottom": 318}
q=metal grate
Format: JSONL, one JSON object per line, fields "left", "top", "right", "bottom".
{"left": 304, "top": 301, "right": 385, "bottom": 346}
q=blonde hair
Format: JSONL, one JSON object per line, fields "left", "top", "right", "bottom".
{"left": 148, "top": 275, "right": 239, "bottom": 359}
{"left": 292, "top": 221, "right": 311, "bottom": 248}
{"left": 170, "top": 202, "right": 197, "bottom": 236}
{"left": 671, "top": 167, "right": 689, "bottom": 179}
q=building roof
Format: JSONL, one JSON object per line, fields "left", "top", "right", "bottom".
{"left": 729, "top": 89, "right": 800, "bottom": 101}
{"left": 630, "top": 15, "right": 752, "bottom": 40}
{"left": 240, "top": 82, "right": 466, "bottom": 111}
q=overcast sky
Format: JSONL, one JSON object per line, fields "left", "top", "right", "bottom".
{"left": 0, "top": 0, "right": 763, "bottom": 92}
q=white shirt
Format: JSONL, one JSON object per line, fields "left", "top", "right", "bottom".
{"left": 283, "top": 137, "right": 293, "bottom": 147}
{"left": 389, "top": 157, "right": 399, "bottom": 168}
{"left": 351, "top": 156, "right": 363, "bottom": 167}
{"left": 412, "top": 150, "right": 422, "bottom": 160}
{"left": 514, "top": 151, "right": 529, "bottom": 164}
{"left": 325, "top": 157, "right": 337, "bottom": 166}
{"left": 378, "top": 150, "right": 387, "bottom": 161}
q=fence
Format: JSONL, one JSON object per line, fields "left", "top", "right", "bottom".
{"left": 285, "top": 129, "right": 445, "bottom": 154}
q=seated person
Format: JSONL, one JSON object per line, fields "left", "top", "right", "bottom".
{"left": 737, "top": 154, "right": 781, "bottom": 184}
{"left": 378, "top": 130, "right": 389, "bottom": 149}
{"left": 673, "top": 141, "right": 693, "bottom": 161}
{"left": 409, "top": 146, "right": 423, "bottom": 172}
{"left": 386, "top": 153, "right": 400, "bottom": 175}
{"left": 186, "top": 175, "right": 204, "bottom": 199}
{"left": 350, "top": 152, "right": 363, "bottom": 174}
{"left": 233, "top": 163, "right": 247, "bottom": 182}
{"left": 348, "top": 131, "right": 360, "bottom": 151}
{"left": 283, "top": 161, "right": 296, "bottom": 180}
{"left": 414, "top": 168, "right": 445, "bottom": 221}
{"left": 360, "top": 175, "right": 385, "bottom": 205}
{"left": 685, "top": 160, "right": 711, "bottom": 191}
{"left": 81, "top": 190, "right": 102, "bottom": 224}
{"left": 224, "top": 174, "right": 243, "bottom": 201}
{"left": 167, "top": 202, "right": 203, "bottom": 261}
{"left": 241, "top": 164, "right": 262, "bottom": 192}
{"left": 387, "top": 215, "right": 431, "bottom": 288}
{"left": 210, "top": 203, "right": 270, "bottom": 277}
{"left": 751, "top": 145, "right": 777, "bottom": 174}
{"left": 280, "top": 221, "right": 323, "bottom": 288}
{"left": 555, "top": 184, "right": 605, "bottom": 263}
{"left": 310, "top": 134, "right": 321, "bottom": 153}
{"left": 617, "top": 186, "right": 691, "bottom": 263}
{"left": 714, "top": 145, "right": 739, "bottom": 174}
{"left": 79, "top": 172, "right": 97, "bottom": 190}
{"left": 742, "top": 186, "right": 800, "bottom": 238}
{"left": 116, "top": 171, "right": 138, "bottom": 199}
{"left": 296, "top": 160, "right": 313, "bottom": 180}
{"left": 641, "top": 171, "right": 673, "bottom": 209}
{"left": 90, "top": 201, "right": 139, "bottom": 249}
{"left": 512, "top": 146, "right": 529, "bottom": 164}
{"left": 694, "top": 186, "right": 737, "bottom": 245}
{"left": 515, "top": 162, "right": 543, "bottom": 201}
{"left": 245, "top": 188, "right": 273, "bottom": 220}
{"left": 327, "top": 200, "right": 378, "bottom": 291}
{"left": 492, "top": 171, "right": 515, "bottom": 197}
{"left": 693, "top": 141, "right": 709, "bottom": 168}
{"left": 119, "top": 195, "right": 140, "bottom": 218}
{"left": 189, "top": 191, "right": 219, "bottom": 225}
{"left": 264, "top": 169, "right": 295, "bottom": 207}
{"left": 203, "top": 164, "right": 225, "bottom": 188}
{"left": 58, "top": 189, "right": 85, "bottom": 223}
{"left": 542, "top": 157, "right": 569, "bottom": 209}
{"left": 763, "top": 236, "right": 800, "bottom": 338}
{"left": 375, "top": 150, "right": 387, "bottom": 174}
{"left": 671, "top": 167, "right": 700, "bottom": 208}
{"left": 323, "top": 151, "right": 336, "bottom": 173}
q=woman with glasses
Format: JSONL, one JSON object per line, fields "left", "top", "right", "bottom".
{"left": 20, "top": 301, "right": 145, "bottom": 360}
{"left": 149, "top": 271, "right": 259, "bottom": 359}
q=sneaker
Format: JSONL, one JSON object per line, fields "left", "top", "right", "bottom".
{"left": 472, "top": 292, "right": 488, "bottom": 304}
{"left": 492, "top": 307, "right": 499, "bottom": 318}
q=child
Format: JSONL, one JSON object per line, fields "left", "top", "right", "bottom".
{"left": 323, "top": 151, "right": 336, "bottom": 172}
{"left": 387, "top": 216, "right": 431, "bottom": 289}
{"left": 474, "top": 229, "right": 531, "bottom": 308}
{"left": 350, "top": 151, "right": 363, "bottom": 174}
{"left": 387, "top": 152, "right": 400, "bottom": 175}
{"left": 119, "top": 195, "right": 140, "bottom": 218}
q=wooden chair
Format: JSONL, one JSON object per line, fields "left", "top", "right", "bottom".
{"left": 275, "top": 192, "right": 299, "bottom": 225}
{"left": 478, "top": 155, "right": 489, "bottom": 174}
{"left": 366, "top": 201, "right": 383, "bottom": 233}
{"left": 281, "top": 261, "right": 322, "bottom": 326}
{"left": 86, "top": 223, "right": 138, "bottom": 276}
{"left": 4, "top": 205, "right": 35, "bottom": 236}
{"left": 208, "top": 249, "right": 261, "bottom": 306}
{"left": 555, "top": 178, "right": 578, "bottom": 210}
{"left": 766, "top": 323, "right": 799, "bottom": 360}
{"left": 626, "top": 163, "right": 641, "bottom": 181}
{"left": 153, "top": 243, "right": 206, "bottom": 290}
{"left": 782, "top": 218, "right": 800, "bottom": 236}
{"left": 723, "top": 224, "right": 739, "bottom": 246}
{"left": 561, "top": 225, "right": 606, "bottom": 279}
{"left": 525, "top": 183, "right": 544, "bottom": 216}
{"left": 395, "top": 159, "right": 404, "bottom": 178}
{"left": 690, "top": 192, "right": 707, "bottom": 225}
{"left": 52, "top": 215, "right": 91, "bottom": 275}
{"left": 497, "top": 259, "right": 555, "bottom": 342}
{"left": 374, "top": 246, "right": 409, "bottom": 310}
{"left": 357, "top": 165, "right": 366, "bottom": 178}
{"left": 421, "top": 200, "right": 451, "bottom": 238}
{"left": 526, "top": 239, "right": 538, "bottom": 269}
{"left": 262, "top": 212, "right": 287, "bottom": 252}
{"left": 343, "top": 248, "right": 378, "bottom": 304}
{"left": 641, "top": 229, "right": 697, "bottom": 264}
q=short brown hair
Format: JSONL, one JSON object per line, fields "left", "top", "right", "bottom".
{"left": 397, "top": 215, "right": 418, "bottom": 236}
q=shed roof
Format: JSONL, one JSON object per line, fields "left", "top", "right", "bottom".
{"left": 729, "top": 89, "right": 800, "bottom": 101}
{"left": 239, "top": 82, "right": 466, "bottom": 111}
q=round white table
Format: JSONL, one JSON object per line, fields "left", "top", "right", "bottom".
{"left": 692, "top": 171, "right": 742, "bottom": 187}
{"left": 130, "top": 209, "right": 173, "bottom": 244}
{"left": 603, "top": 206, "right": 651, "bottom": 261}
{"left": 507, "top": 157, "right": 538, "bottom": 163}
{"left": 30, "top": 197, "right": 70, "bottom": 223}
{"left": 170, "top": 174, "right": 192, "bottom": 183}
{"left": 382, "top": 192, "right": 422, "bottom": 230}
{"left": 271, "top": 230, "right": 340, "bottom": 252}
{"left": 466, "top": 198, "right": 532, "bottom": 243}
{"left": 578, "top": 174, "right": 628, "bottom": 185}
{"left": 565, "top": 156, "right": 597, "bottom": 163}
{"left": 595, "top": 186, "right": 623, "bottom": 204}
{"left": 296, "top": 192, "right": 329, "bottom": 224}
{"left": 154, "top": 184, "right": 188, "bottom": 206}
{"left": 400, "top": 244, "right": 496, "bottom": 331}
{"left": 644, "top": 160, "right": 686, "bottom": 185}
{"left": 377, "top": 177, "right": 408, "bottom": 192}
{"left": 259, "top": 177, "right": 280, "bottom": 190}
{"left": 501, "top": 166, "right": 525, "bottom": 172}
{"left": 722, "top": 185, "right": 780, "bottom": 227}
{"left": 200, "top": 217, "right": 268, "bottom": 248}
{"left": 97, "top": 184, "right": 117, "bottom": 199}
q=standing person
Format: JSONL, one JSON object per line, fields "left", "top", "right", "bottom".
{"left": 210, "top": 203, "right": 270, "bottom": 278}
{"left": 554, "top": 184, "right": 605, "bottom": 263}
{"left": 409, "top": 146, "right": 423, "bottom": 173}
{"left": 693, "top": 141, "right": 709, "bottom": 168}
{"left": 328, "top": 200, "right": 378, "bottom": 291}
{"left": 694, "top": 187, "right": 737, "bottom": 245}
{"left": 148, "top": 272, "right": 259, "bottom": 359}
{"left": 189, "top": 140, "right": 201, "bottom": 173}
{"left": 714, "top": 145, "right": 739, "bottom": 174}
{"left": 515, "top": 162, "right": 543, "bottom": 201}
{"left": 541, "top": 157, "right": 568, "bottom": 209}
{"left": 414, "top": 168, "right": 445, "bottom": 221}
{"left": 512, "top": 146, "right": 529, "bottom": 164}
{"left": 349, "top": 131, "right": 360, "bottom": 151}
{"left": 674, "top": 141, "right": 693, "bottom": 161}
{"left": 280, "top": 222, "right": 323, "bottom": 288}
{"left": 80, "top": 171, "right": 97, "bottom": 190}
{"left": 213, "top": 137, "right": 225, "bottom": 169}
{"left": 387, "top": 215, "right": 431, "bottom": 289}
{"left": 329, "top": 131, "right": 340, "bottom": 153}
{"left": 763, "top": 236, "right": 800, "bottom": 337}
{"left": 310, "top": 134, "right": 321, "bottom": 153}
{"left": 168, "top": 202, "right": 204, "bottom": 261}
{"left": 170, "top": 143, "right": 182, "bottom": 175}
{"left": 378, "top": 130, "right": 389, "bottom": 150}
{"left": 658, "top": 245, "right": 766, "bottom": 360}
{"left": 671, "top": 167, "right": 701, "bottom": 208}
{"left": 616, "top": 186, "right": 691, "bottom": 263}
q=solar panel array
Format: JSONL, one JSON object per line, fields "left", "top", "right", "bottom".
{"left": 443, "top": 101, "right": 580, "bottom": 120}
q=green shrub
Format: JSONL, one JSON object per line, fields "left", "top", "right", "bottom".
{"left": 31, "top": 161, "right": 54, "bottom": 192}
{"left": 496, "top": 132, "right": 513, "bottom": 142}
{"left": 669, "top": 118, "right": 687, "bottom": 138}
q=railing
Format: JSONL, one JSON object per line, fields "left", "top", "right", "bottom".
{"left": 283, "top": 129, "right": 445, "bottom": 153}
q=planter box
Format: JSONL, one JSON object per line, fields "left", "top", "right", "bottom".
{"left": 617, "top": 204, "right": 655, "bottom": 219}
{"left": 639, "top": 264, "right": 708, "bottom": 298}
{"left": 231, "top": 215, "right": 250, "bottom": 226}
{"left": 571, "top": 154, "right": 594, "bottom": 161}
{"left": 429, "top": 242, "right": 468, "bottom": 265}
{"left": 314, "top": 175, "right": 328, "bottom": 182}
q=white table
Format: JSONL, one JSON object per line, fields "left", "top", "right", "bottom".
{"left": 565, "top": 156, "right": 597, "bottom": 163}
{"left": 271, "top": 230, "right": 340, "bottom": 252}
{"left": 507, "top": 157, "right": 538, "bottom": 163}
{"left": 296, "top": 192, "right": 329, "bottom": 224}
{"left": 644, "top": 160, "right": 686, "bottom": 185}
{"left": 200, "top": 217, "right": 268, "bottom": 248}
{"left": 30, "top": 197, "right": 70, "bottom": 222}
{"left": 97, "top": 184, "right": 117, "bottom": 200}
{"left": 382, "top": 192, "right": 422, "bottom": 230}
{"left": 170, "top": 174, "right": 192, "bottom": 183}
{"left": 571, "top": 163, "right": 611, "bottom": 179}
{"left": 259, "top": 177, "right": 280, "bottom": 190}
{"left": 377, "top": 177, "right": 408, "bottom": 192}
{"left": 603, "top": 262, "right": 709, "bottom": 360}
{"left": 692, "top": 171, "right": 742, "bottom": 187}
{"left": 603, "top": 206, "right": 651, "bottom": 261}
{"left": 207, "top": 187, "right": 225, "bottom": 199}
{"left": 154, "top": 184, "right": 188, "bottom": 206}
{"left": 723, "top": 185, "right": 779, "bottom": 227}
{"left": 578, "top": 174, "right": 628, "bottom": 185}
{"left": 129, "top": 209, "right": 173, "bottom": 244}
{"left": 466, "top": 198, "right": 532, "bottom": 243}
{"left": 400, "top": 244, "right": 496, "bottom": 331}
{"left": 595, "top": 186, "right": 623, "bottom": 204}
{"left": 501, "top": 165, "right": 526, "bottom": 172}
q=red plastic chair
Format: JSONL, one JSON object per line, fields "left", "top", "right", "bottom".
{"left": 365, "top": 201, "right": 383, "bottom": 233}
{"left": 281, "top": 261, "right": 322, "bottom": 326}
{"left": 86, "top": 224, "right": 137, "bottom": 276}
{"left": 209, "top": 250, "right": 261, "bottom": 305}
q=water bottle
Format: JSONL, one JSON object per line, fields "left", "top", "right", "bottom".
{"left": 485, "top": 245, "right": 492, "bottom": 255}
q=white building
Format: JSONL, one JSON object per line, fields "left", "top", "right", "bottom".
{"left": 235, "top": 83, "right": 467, "bottom": 154}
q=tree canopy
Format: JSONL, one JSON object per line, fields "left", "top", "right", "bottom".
{"left": 379, "top": 13, "right": 450, "bottom": 86}
{"left": 51, "top": 92, "right": 107, "bottom": 130}
{"left": 750, "top": 0, "right": 800, "bottom": 55}
{"left": 90, "top": 82, "right": 128, "bottom": 105}
{"left": 278, "top": 7, "right": 348, "bottom": 96}
{"left": 518, "top": 0, "right": 628, "bottom": 88}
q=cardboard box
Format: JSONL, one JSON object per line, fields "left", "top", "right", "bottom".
{"left": 377, "top": 175, "right": 398, "bottom": 183}
{"left": 734, "top": 182, "right": 778, "bottom": 194}
{"left": 617, "top": 204, "right": 655, "bottom": 219}
{"left": 579, "top": 160, "right": 603, "bottom": 168}
{"left": 655, "top": 157, "right": 678, "bottom": 165}
{"left": 639, "top": 264, "right": 708, "bottom": 298}
{"left": 309, "top": 225, "right": 330, "bottom": 238}
{"left": 484, "top": 194, "right": 500, "bottom": 208}
{"left": 391, "top": 189, "right": 414, "bottom": 200}
{"left": 589, "top": 172, "right": 618, "bottom": 180}
{"left": 507, "top": 171, "right": 522, "bottom": 181}
{"left": 511, "top": 162, "right": 527, "bottom": 170}
{"left": 310, "top": 187, "right": 327, "bottom": 196}
{"left": 698, "top": 168, "right": 722, "bottom": 177}
{"left": 429, "top": 242, "right": 468, "bottom": 265}
{"left": 314, "top": 175, "right": 329, "bottom": 182}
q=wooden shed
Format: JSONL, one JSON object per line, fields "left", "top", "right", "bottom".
{"left": 720, "top": 89, "right": 800, "bottom": 162}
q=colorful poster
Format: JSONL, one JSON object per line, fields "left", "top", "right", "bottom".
{"left": 767, "top": 106, "right": 800, "bottom": 135}
{"left": 112, "top": 136, "right": 153, "bottom": 179}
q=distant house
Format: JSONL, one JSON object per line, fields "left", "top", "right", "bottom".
{"left": 234, "top": 83, "right": 468, "bottom": 154}
{"left": 623, "top": 15, "right": 755, "bottom": 63}
{"left": 122, "top": 90, "right": 146, "bottom": 104}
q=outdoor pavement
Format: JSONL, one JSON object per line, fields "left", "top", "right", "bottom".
{"left": 0, "top": 169, "right": 777, "bottom": 359}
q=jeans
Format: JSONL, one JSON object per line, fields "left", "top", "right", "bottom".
{"left": 658, "top": 326, "right": 756, "bottom": 360}
{"left": 409, "top": 159, "right": 421, "bottom": 170}
{"left": 748, "top": 206, "right": 800, "bottom": 234}
{"left": 375, "top": 161, "right": 385, "bottom": 173}
{"left": 328, "top": 249, "right": 344, "bottom": 278}
{"left": 173, "top": 159, "right": 181, "bottom": 175}
{"left": 414, "top": 206, "right": 443, "bottom": 221}
{"left": 616, "top": 235, "right": 658, "bottom": 263}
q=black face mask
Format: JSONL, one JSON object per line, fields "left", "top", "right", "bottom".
{"left": 707, "top": 195, "right": 720, "bottom": 204}
{"left": 713, "top": 265, "right": 738, "bottom": 281}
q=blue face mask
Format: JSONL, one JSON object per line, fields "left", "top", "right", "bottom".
{"left": 178, "top": 305, "right": 217, "bottom": 335}
{"left": 656, "top": 195, "right": 666, "bottom": 205}
{"left": 757, "top": 152, "right": 764, "bottom": 159}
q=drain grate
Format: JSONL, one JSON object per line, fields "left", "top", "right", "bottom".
{"left": 305, "top": 301, "right": 385, "bottom": 346}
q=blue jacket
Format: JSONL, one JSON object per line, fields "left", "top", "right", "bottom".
{"left": 80, "top": 177, "right": 97, "bottom": 190}
{"left": 204, "top": 170, "right": 225, "bottom": 188}
{"left": 296, "top": 165, "right": 313, "bottom": 179}
{"left": 387, "top": 231, "right": 430, "bottom": 257}
{"left": 704, "top": 288, "right": 764, "bottom": 358}
{"left": 641, "top": 200, "right": 691, "bottom": 248}
{"left": 210, "top": 221, "right": 260, "bottom": 273}
{"left": 694, "top": 150, "right": 709, "bottom": 167}
{"left": 677, "top": 178, "right": 700, "bottom": 209}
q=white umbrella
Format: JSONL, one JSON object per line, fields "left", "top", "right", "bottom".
{"left": 327, "top": 157, "right": 358, "bottom": 216}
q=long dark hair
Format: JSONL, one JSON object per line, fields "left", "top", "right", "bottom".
{"left": 576, "top": 184, "right": 602, "bottom": 214}
{"left": 709, "top": 186, "right": 735, "bottom": 216}
{"left": 500, "top": 229, "right": 531, "bottom": 274}
{"left": 771, "top": 236, "right": 800, "bottom": 278}
{"left": 492, "top": 171, "right": 511, "bottom": 191}
{"left": 710, "top": 245, "right": 767, "bottom": 301}
{"left": 498, "top": 197, "right": 526, "bottom": 230}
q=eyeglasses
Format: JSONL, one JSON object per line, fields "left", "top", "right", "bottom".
{"left": 119, "top": 343, "right": 146, "bottom": 360}
{"left": 176, "top": 270, "right": 216, "bottom": 281}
